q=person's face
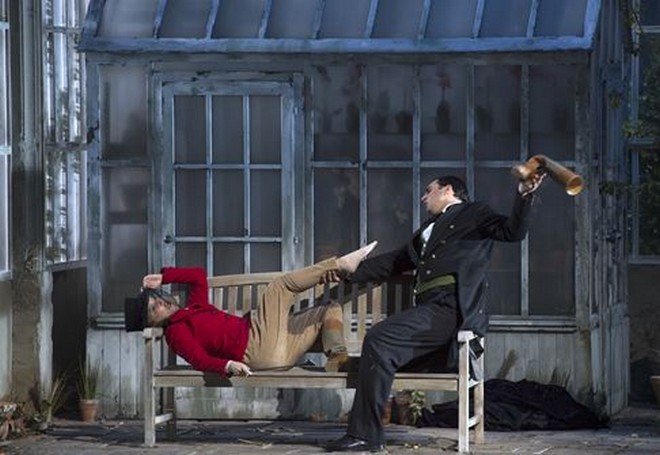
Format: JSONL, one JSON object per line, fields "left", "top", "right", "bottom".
{"left": 147, "top": 296, "right": 177, "bottom": 326}
{"left": 421, "top": 180, "right": 454, "bottom": 215}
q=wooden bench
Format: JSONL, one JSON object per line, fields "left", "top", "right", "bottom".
{"left": 143, "top": 273, "right": 485, "bottom": 453}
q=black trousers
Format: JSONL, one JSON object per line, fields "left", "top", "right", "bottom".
{"left": 347, "top": 285, "right": 458, "bottom": 445}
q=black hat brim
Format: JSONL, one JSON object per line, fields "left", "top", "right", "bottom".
{"left": 124, "top": 293, "right": 149, "bottom": 332}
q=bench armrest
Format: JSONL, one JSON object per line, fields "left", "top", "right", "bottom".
{"left": 456, "top": 330, "right": 477, "bottom": 343}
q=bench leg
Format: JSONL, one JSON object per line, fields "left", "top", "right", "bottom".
{"left": 474, "top": 378, "right": 485, "bottom": 444}
{"left": 144, "top": 336, "right": 156, "bottom": 447}
{"left": 457, "top": 337, "right": 470, "bottom": 454}
{"left": 165, "top": 386, "right": 176, "bottom": 440}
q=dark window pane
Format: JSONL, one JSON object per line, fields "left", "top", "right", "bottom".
{"left": 367, "top": 169, "right": 412, "bottom": 253}
{"left": 638, "top": 150, "right": 660, "bottom": 256}
{"left": 212, "top": 0, "right": 264, "bottom": 38}
{"left": 177, "top": 243, "right": 207, "bottom": 269}
{"left": 535, "top": 0, "right": 586, "bottom": 37}
{"left": 528, "top": 182, "right": 575, "bottom": 316}
{"left": 213, "top": 170, "right": 244, "bottom": 237}
{"left": 213, "top": 243, "right": 244, "bottom": 275}
{"left": 639, "top": 35, "right": 660, "bottom": 131}
{"left": 250, "top": 95, "right": 280, "bottom": 164}
{"left": 372, "top": 0, "right": 424, "bottom": 38}
{"left": 160, "top": 0, "right": 211, "bottom": 38}
{"left": 475, "top": 66, "right": 521, "bottom": 161}
{"left": 313, "top": 65, "right": 360, "bottom": 161}
{"left": 319, "top": 0, "right": 370, "bottom": 38}
{"left": 480, "top": 0, "right": 531, "bottom": 37}
{"left": 641, "top": 0, "right": 660, "bottom": 26}
{"left": 266, "top": 0, "right": 320, "bottom": 38}
{"left": 98, "top": 0, "right": 158, "bottom": 38}
{"left": 421, "top": 64, "right": 468, "bottom": 160}
{"left": 426, "top": 0, "right": 478, "bottom": 38}
{"left": 174, "top": 95, "right": 207, "bottom": 164}
{"left": 529, "top": 65, "right": 576, "bottom": 161}
{"left": 251, "top": 243, "right": 281, "bottom": 272}
{"left": 176, "top": 170, "right": 207, "bottom": 237}
{"left": 212, "top": 95, "right": 244, "bottom": 164}
{"left": 314, "top": 169, "right": 360, "bottom": 261}
{"left": 367, "top": 66, "right": 413, "bottom": 161}
{"left": 250, "top": 170, "right": 281, "bottom": 237}
{"left": 475, "top": 168, "right": 521, "bottom": 315}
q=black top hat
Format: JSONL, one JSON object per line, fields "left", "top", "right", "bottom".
{"left": 124, "top": 290, "right": 150, "bottom": 332}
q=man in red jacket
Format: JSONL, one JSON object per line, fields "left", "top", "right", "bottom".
{"left": 124, "top": 242, "right": 377, "bottom": 377}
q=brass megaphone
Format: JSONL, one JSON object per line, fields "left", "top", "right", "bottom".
{"left": 511, "top": 154, "right": 584, "bottom": 196}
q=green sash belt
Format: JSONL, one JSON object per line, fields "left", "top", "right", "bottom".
{"left": 414, "top": 274, "right": 456, "bottom": 295}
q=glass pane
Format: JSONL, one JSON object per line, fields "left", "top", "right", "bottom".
{"left": 641, "top": 0, "right": 660, "bottom": 25}
{"left": 250, "top": 95, "right": 280, "bottom": 164}
{"left": 367, "top": 169, "right": 412, "bottom": 253}
{"left": 528, "top": 182, "right": 575, "bottom": 316}
{"left": 319, "top": 0, "right": 370, "bottom": 38}
{"left": 100, "top": 65, "right": 147, "bottom": 159}
{"left": 314, "top": 169, "right": 360, "bottom": 261}
{"left": 426, "top": 0, "right": 477, "bottom": 38}
{"left": 160, "top": 0, "right": 211, "bottom": 38}
{"left": 250, "top": 170, "right": 280, "bottom": 236}
{"left": 474, "top": 168, "right": 521, "bottom": 315}
{"left": 529, "top": 66, "right": 576, "bottom": 161}
{"left": 312, "top": 65, "right": 360, "bottom": 161}
{"left": 372, "top": 0, "right": 424, "bottom": 38}
{"left": 251, "top": 243, "right": 281, "bottom": 272}
{"left": 480, "top": 0, "right": 530, "bottom": 37}
{"left": 213, "top": 243, "right": 244, "bottom": 274}
{"left": 174, "top": 95, "right": 207, "bottom": 164}
{"left": 212, "top": 95, "right": 243, "bottom": 164}
{"left": 176, "top": 170, "right": 207, "bottom": 237}
{"left": 420, "top": 64, "right": 468, "bottom": 160}
{"left": 475, "top": 66, "right": 521, "bottom": 161}
{"left": 638, "top": 150, "right": 660, "bottom": 255}
{"left": 98, "top": 0, "right": 158, "bottom": 38}
{"left": 0, "top": 31, "right": 8, "bottom": 146}
{"left": 212, "top": 0, "right": 264, "bottom": 38}
{"left": 213, "top": 170, "right": 244, "bottom": 236}
{"left": 177, "top": 243, "right": 207, "bottom": 269}
{"left": 639, "top": 35, "right": 660, "bottom": 130}
{"left": 267, "top": 0, "right": 320, "bottom": 38}
{"left": 367, "top": 66, "right": 413, "bottom": 161}
{"left": 535, "top": 0, "right": 586, "bottom": 37}
{"left": 101, "top": 167, "right": 148, "bottom": 312}
{"left": 70, "top": 36, "right": 85, "bottom": 143}
{"left": 0, "top": 156, "right": 8, "bottom": 272}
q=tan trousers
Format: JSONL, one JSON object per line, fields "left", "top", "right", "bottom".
{"left": 242, "top": 258, "right": 345, "bottom": 370}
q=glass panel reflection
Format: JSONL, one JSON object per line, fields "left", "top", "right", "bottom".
{"left": 176, "top": 170, "right": 207, "bottom": 237}
{"left": 475, "top": 66, "right": 521, "bottom": 161}
{"left": 213, "top": 242, "right": 245, "bottom": 275}
{"left": 313, "top": 65, "right": 360, "bottom": 161}
{"left": 175, "top": 95, "right": 207, "bottom": 164}
{"left": 372, "top": 0, "right": 424, "bottom": 39}
{"left": 480, "top": 0, "right": 530, "bottom": 37}
{"left": 529, "top": 66, "right": 576, "bottom": 161}
{"left": 250, "top": 170, "right": 280, "bottom": 237}
{"left": 420, "top": 64, "right": 468, "bottom": 160}
{"left": 98, "top": 0, "right": 158, "bottom": 38}
{"left": 250, "top": 95, "right": 280, "bottom": 164}
{"left": 319, "top": 0, "right": 370, "bottom": 38}
{"left": 367, "top": 66, "right": 413, "bottom": 161}
{"left": 212, "top": 0, "right": 265, "bottom": 38}
{"left": 367, "top": 169, "right": 412, "bottom": 253}
{"left": 426, "top": 0, "right": 478, "bottom": 38}
{"left": 535, "top": 0, "right": 586, "bottom": 37}
{"left": 251, "top": 243, "right": 281, "bottom": 272}
{"left": 176, "top": 243, "right": 207, "bottom": 269}
{"left": 314, "top": 169, "right": 359, "bottom": 261}
{"left": 213, "top": 170, "right": 244, "bottom": 237}
{"left": 267, "top": 0, "right": 320, "bottom": 38}
{"left": 160, "top": 0, "right": 211, "bottom": 38}
{"left": 212, "top": 95, "right": 243, "bottom": 164}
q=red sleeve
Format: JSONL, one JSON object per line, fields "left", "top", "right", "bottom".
{"left": 160, "top": 267, "right": 209, "bottom": 306}
{"left": 165, "top": 324, "right": 229, "bottom": 376}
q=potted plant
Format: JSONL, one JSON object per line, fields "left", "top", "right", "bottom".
{"left": 76, "top": 357, "right": 100, "bottom": 422}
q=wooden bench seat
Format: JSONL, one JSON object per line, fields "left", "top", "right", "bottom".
{"left": 142, "top": 273, "right": 485, "bottom": 453}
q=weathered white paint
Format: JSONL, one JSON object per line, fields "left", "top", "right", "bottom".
{"left": 0, "top": 280, "right": 12, "bottom": 397}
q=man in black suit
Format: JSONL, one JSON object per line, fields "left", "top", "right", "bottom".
{"left": 325, "top": 174, "right": 545, "bottom": 453}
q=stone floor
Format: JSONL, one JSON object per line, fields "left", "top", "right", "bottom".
{"left": 1, "top": 405, "right": 659, "bottom": 454}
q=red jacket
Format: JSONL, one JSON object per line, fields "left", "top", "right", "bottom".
{"left": 162, "top": 267, "right": 250, "bottom": 376}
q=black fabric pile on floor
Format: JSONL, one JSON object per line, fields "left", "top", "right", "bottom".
{"left": 419, "top": 378, "right": 608, "bottom": 431}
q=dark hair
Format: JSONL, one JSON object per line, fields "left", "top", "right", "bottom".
{"left": 434, "top": 176, "right": 470, "bottom": 202}
{"left": 124, "top": 287, "right": 178, "bottom": 332}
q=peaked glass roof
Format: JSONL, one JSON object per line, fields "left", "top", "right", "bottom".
{"left": 80, "top": 0, "right": 602, "bottom": 54}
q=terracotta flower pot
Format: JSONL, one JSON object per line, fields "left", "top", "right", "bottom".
{"left": 79, "top": 399, "right": 99, "bottom": 422}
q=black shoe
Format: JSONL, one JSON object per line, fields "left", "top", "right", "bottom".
{"left": 324, "top": 435, "right": 385, "bottom": 452}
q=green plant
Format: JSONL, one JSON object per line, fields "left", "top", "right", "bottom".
{"left": 408, "top": 390, "right": 426, "bottom": 424}
{"left": 42, "top": 372, "right": 69, "bottom": 423}
{"left": 76, "top": 357, "right": 100, "bottom": 401}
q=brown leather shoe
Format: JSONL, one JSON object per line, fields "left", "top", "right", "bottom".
{"left": 325, "top": 352, "right": 350, "bottom": 372}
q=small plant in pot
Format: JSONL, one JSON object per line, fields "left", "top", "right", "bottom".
{"left": 77, "top": 357, "right": 100, "bottom": 422}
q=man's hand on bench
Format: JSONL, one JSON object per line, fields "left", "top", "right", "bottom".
{"left": 226, "top": 360, "right": 253, "bottom": 377}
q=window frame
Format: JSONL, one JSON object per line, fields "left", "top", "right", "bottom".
{"left": 0, "top": 8, "right": 11, "bottom": 281}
